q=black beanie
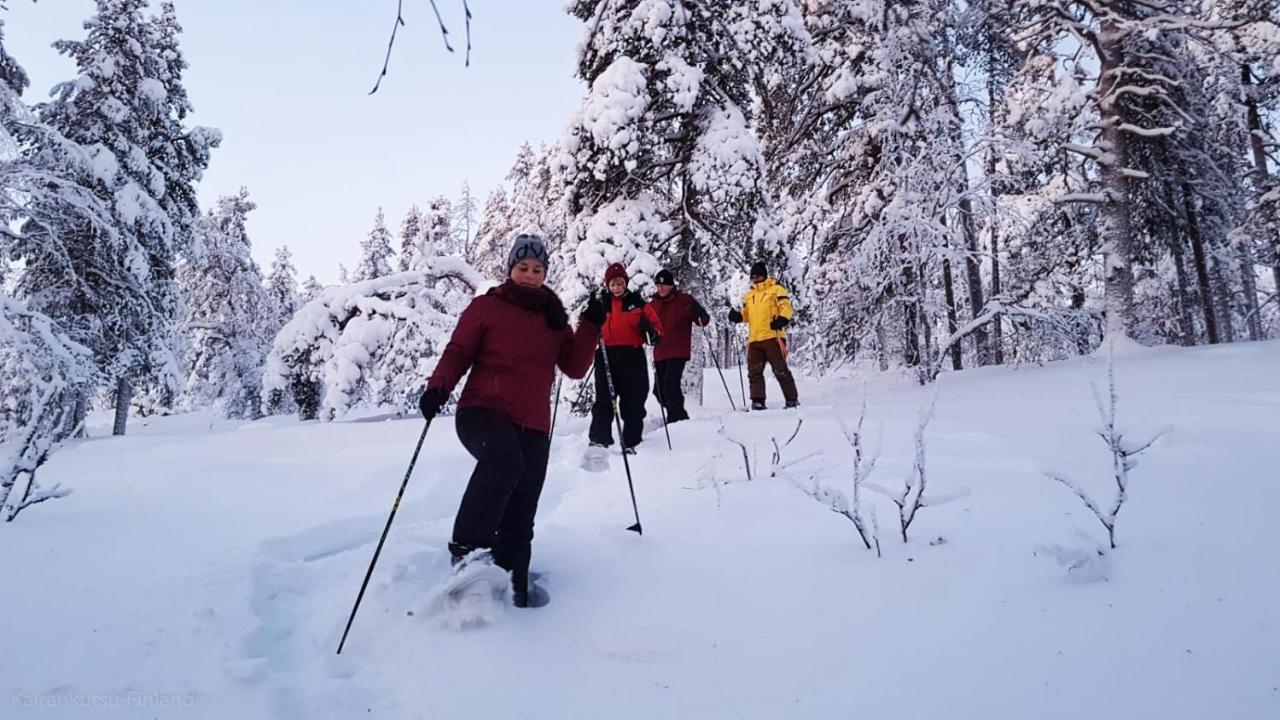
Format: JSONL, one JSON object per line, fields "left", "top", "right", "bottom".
{"left": 655, "top": 269, "right": 675, "bottom": 286}
{"left": 750, "top": 261, "right": 768, "bottom": 278}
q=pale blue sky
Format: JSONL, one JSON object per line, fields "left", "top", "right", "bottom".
{"left": 5, "top": 1, "right": 585, "bottom": 283}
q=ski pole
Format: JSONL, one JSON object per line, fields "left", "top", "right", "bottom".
{"left": 736, "top": 329, "right": 748, "bottom": 410}
{"left": 337, "top": 419, "right": 432, "bottom": 654}
{"left": 550, "top": 374, "right": 563, "bottom": 437}
{"left": 597, "top": 339, "right": 643, "bottom": 534}
{"left": 648, "top": 348, "right": 673, "bottom": 451}
{"left": 703, "top": 332, "right": 737, "bottom": 411}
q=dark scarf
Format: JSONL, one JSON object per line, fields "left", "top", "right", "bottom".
{"left": 492, "top": 279, "right": 568, "bottom": 331}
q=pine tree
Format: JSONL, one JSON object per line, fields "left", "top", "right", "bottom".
{"left": 28, "top": 0, "right": 219, "bottom": 434}
{"left": 398, "top": 205, "right": 423, "bottom": 272}
{"left": 178, "top": 189, "right": 270, "bottom": 418}
{"left": 452, "top": 180, "right": 478, "bottom": 257}
{"left": 265, "top": 245, "right": 300, "bottom": 333}
{"left": 353, "top": 207, "right": 395, "bottom": 281}
{"left": 469, "top": 188, "right": 517, "bottom": 280}
{"left": 422, "top": 196, "right": 454, "bottom": 260}
{"left": 300, "top": 275, "right": 323, "bottom": 304}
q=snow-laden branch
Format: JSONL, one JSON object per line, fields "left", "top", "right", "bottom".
{"left": 261, "top": 258, "right": 486, "bottom": 420}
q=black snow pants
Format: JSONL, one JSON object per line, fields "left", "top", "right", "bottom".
{"left": 450, "top": 406, "right": 550, "bottom": 595}
{"left": 653, "top": 358, "right": 689, "bottom": 422}
{"left": 589, "top": 345, "right": 649, "bottom": 449}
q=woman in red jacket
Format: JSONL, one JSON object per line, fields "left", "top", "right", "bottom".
{"left": 418, "top": 234, "right": 602, "bottom": 608}
{"left": 588, "top": 263, "right": 664, "bottom": 453}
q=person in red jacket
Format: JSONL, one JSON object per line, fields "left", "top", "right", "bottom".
{"left": 418, "top": 234, "right": 600, "bottom": 608}
{"left": 646, "top": 269, "right": 710, "bottom": 423}
{"left": 587, "top": 263, "right": 664, "bottom": 453}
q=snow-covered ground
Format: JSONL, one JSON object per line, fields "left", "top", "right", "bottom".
{"left": 4, "top": 341, "right": 1279, "bottom": 719}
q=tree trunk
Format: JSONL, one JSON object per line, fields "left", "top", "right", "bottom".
{"left": 63, "top": 389, "right": 88, "bottom": 439}
{"left": 1210, "top": 256, "right": 1237, "bottom": 343}
{"left": 957, "top": 196, "right": 990, "bottom": 365}
{"left": 1096, "top": 20, "right": 1138, "bottom": 341}
{"left": 942, "top": 257, "right": 962, "bottom": 370}
{"left": 1169, "top": 228, "right": 1198, "bottom": 346}
{"left": 112, "top": 377, "right": 132, "bottom": 436}
{"left": 1243, "top": 64, "right": 1280, "bottom": 303}
{"left": 1182, "top": 182, "right": 1220, "bottom": 344}
{"left": 985, "top": 57, "right": 1005, "bottom": 365}
{"left": 1238, "top": 255, "right": 1262, "bottom": 341}
{"left": 1163, "top": 185, "right": 1197, "bottom": 345}
{"left": 943, "top": 65, "right": 990, "bottom": 365}
{"left": 901, "top": 249, "right": 921, "bottom": 368}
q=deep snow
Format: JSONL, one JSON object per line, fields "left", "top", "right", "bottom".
{"left": 3, "top": 340, "right": 1279, "bottom": 719}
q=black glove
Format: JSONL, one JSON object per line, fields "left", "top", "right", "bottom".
{"left": 582, "top": 293, "right": 607, "bottom": 326}
{"left": 727, "top": 309, "right": 743, "bottom": 324}
{"left": 769, "top": 316, "right": 790, "bottom": 331}
{"left": 691, "top": 299, "right": 709, "bottom": 321}
{"left": 418, "top": 386, "right": 449, "bottom": 420}
{"left": 638, "top": 317, "right": 660, "bottom": 345}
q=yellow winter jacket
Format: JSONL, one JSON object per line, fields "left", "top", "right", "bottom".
{"left": 740, "top": 278, "right": 794, "bottom": 342}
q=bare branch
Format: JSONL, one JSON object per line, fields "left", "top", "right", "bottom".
{"left": 369, "top": 0, "right": 407, "bottom": 95}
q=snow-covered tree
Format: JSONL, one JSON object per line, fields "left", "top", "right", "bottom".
{"left": 398, "top": 204, "right": 423, "bottom": 272}
{"left": 422, "top": 195, "right": 454, "bottom": 259}
{"left": 452, "top": 180, "right": 478, "bottom": 256}
{"left": 178, "top": 189, "right": 271, "bottom": 418}
{"left": 26, "top": 0, "right": 219, "bottom": 434}
{"left": 265, "top": 245, "right": 299, "bottom": 333}
{"left": 557, "top": 0, "right": 809, "bottom": 310}
{"left": 300, "top": 274, "right": 323, "bottom": 304}
{"left": 0, "top": 296, "right": 94, "bottom": 521}
{"left": 353, "top": 207, "right": 395, "bottom": 281}
{"left": 468, "top": 188, "right": 517, "bottom": 280}
{"left": 262, "top": 258, "right": 486, "bottom": 420}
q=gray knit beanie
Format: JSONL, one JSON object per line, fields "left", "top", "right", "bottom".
{"left": 507, "top": 234, "right": 549, "bottom": 273}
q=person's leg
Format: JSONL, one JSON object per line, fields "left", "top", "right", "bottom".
{"left": 618, "top": 348, "right": 649, "bottom": 448}
{"left": 747, "top": 341, "right": 768, "bottom": 407}
{"left": 450, "top": 407, "right": 525, "bottom": 557}
{"left": 588, "top": 350, "right": 614, "bottom": 446}
{"left": 492, "top": 426, "right": 551, "bottom": 604}
{"left": 665, "top": 358, "right": 689, "bottom": 421}
{"left": 652, "top": 359, "right": 669, "bottom": 410}
{"left": 764, "top": 339, "right": 799, "bottom": 404}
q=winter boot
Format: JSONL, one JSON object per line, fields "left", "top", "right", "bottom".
{"left": 785, "top": 399, "right": 800, "bottom": 409}
{"left": 514, "top": 582, "right": 550, "bottom": 609}
{"left": 751, "top": 400, "right": 767, "bottom": 411}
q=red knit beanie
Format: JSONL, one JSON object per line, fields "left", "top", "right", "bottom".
{"left": 604, "top": 263, "right": 628, "bottom": 284}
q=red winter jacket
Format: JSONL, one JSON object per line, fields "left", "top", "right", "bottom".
{"left": 647, "top": 290, "right": 710, "bottom": 362}
{"left": 602, "top": 290, "right": 664, "bottom": 348}
{"left": 427, "top": 282, "right": 599, "bottom": 433}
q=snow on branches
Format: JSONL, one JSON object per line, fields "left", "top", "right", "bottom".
{"left": 0, "top": 298, "right": 93, "bottom": 521}
{"left": 262, "top": 258, "right": 486, "bottom": 420}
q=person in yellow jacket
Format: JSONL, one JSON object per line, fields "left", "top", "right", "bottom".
{"left": 727, "top": 261, "right": 799, "bottom": 410}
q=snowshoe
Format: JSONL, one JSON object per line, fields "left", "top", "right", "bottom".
{"left": 422, "top": 549, "right": 510, "bottom": 629}
{"left": 581, "top": 443, "right": 611, "bottom": 473}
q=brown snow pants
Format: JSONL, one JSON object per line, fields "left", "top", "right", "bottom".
{"left": 746, "top": 338, "right": 798, "bottom": 404}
